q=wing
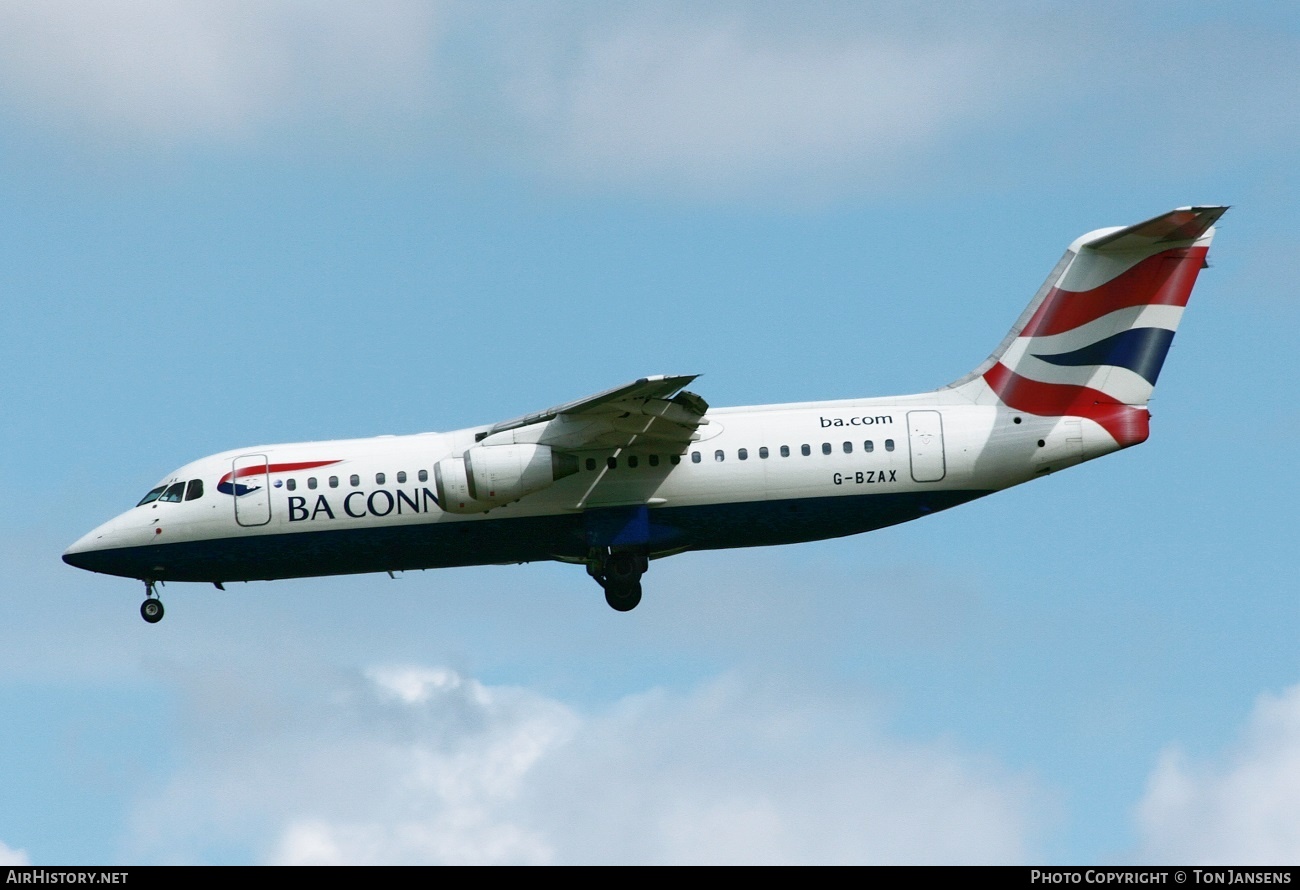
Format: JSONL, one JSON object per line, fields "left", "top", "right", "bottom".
{"left": 475, "top": 374, "right": 709, "bottom": 452}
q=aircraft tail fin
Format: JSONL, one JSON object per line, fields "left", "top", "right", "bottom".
{"left": 946, "top": 206, "right": 1226, "bottom": 445}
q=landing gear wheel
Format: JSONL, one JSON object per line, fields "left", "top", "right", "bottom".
{"left": 605, "top": 552, "right": 644, "bottom": 585}
{"left": 604, "top": 580, "right": 642, "bottom": 612}
{"left": 140, "top": 597, "right": 164, "bottom": 624}
{"left": 588, "top": 547, "right": 648, "bottom": 612}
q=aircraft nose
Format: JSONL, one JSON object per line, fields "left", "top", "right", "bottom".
{"left": 61, "top": 547, "right": 94, "bottom": 571}
{"left": 63, "top": 527, "right": 110, "bottom": 572}
{"left": 62, "top": 515, "right": 149, "bottom": 578}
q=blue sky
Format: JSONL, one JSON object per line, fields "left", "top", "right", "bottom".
{"left": 1, "top": 1, "right": 1298, "bottom": 865}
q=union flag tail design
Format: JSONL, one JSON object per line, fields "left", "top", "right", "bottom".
{"left": 947, "top": 206, "right": 1226, "bottom": 446}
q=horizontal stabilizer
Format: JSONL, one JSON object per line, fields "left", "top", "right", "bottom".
{"left": 1083, "top": 206, "right": 1227, "bottom": 252}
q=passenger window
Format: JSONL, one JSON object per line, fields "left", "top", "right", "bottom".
{"left": 136, "top": 486, "right": 166, "bottom": 507}
{"left": 649, "top": 454, "right": 660, "bottom": 467}
{"left": 885, "top": 439, "right": 895, "bottom": 452}
{"left": 159, "top": 482, "right": 185, "bottom": 503}
{"left": 843, "top": 442, "right": 852, "bottom": 454}
{"left": 628, "top": 455, "right": 639, "bottom": 468}
{"left": 607, "top": 457, "right": 617, "bottom": 470}
{"left": 329, "top": 476, "right": 339, "bottom": 488}
{"left": 586, "top": 458, "right": 597, "bottom": 471}
{"left": 397, "top": 471, "right": 407, "bottom": 483}
{"left": 308, "top": 478, "right": 317, "bottom": 490}
{"left": 738, "top": 448, "right": 748, "bottom": 461}
{"left": 671, "top": 455, "right": 681, "bottom": 465}
{"left": 780, "top": 446, "right": 790, "bottom": 458}
{"left": 864, "top": 440, "right": 874, "bottom": 453}
{"left": 801, "top": 444, "right": 811, "bottom": 457}
{"left": 418, "top": 469, "right": 428, "bottom": 482}
{"left": 376, "top": 473, "right": 386, "bottom": 485}
{"left": 822, "top": 443, "right": 832, "bottom": 455}
{"left": 185, "top": 479, "right": 204, "bottom": 501}
{"left": 691, "top": 452, "right": 701, "bottom": 463}
{"left": 286, "top": 478, "right": 297, "bottom": 492}
{"left": 350, "top": 474, "right": 360, "bottom": 487}
{"left": 759, "top": 447, "right": 769, "bottom": 459}
{"left": 714, "top": 450, "right": 725, "bottom": 462}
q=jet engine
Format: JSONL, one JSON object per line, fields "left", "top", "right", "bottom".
{"left": 434, "top": 444, "right": 578, "bottom": 514}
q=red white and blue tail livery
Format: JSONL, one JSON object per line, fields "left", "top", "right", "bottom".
{"left": 64, "top": 207, "right": 1226, "bottom": 622}
{"left": 951, "top": 206, "right": 1224, "bottom": 445}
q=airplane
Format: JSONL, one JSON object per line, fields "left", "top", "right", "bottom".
{"left": 63, "top": 206, "right": 1226, "bottom": 622}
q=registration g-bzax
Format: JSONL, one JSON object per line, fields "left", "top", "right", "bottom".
{"left": 63, "top": 207, "right": 1226, "bottom": 622}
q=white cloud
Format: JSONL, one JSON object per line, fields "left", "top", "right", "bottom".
{"left": 0, "top": 3, "right": 1027, "bottom": 195}
{"left": 1, "top": 3, "right": 1295, "bottom": 199}
{"left": 1137, "top": 684, "right": 1300, "bottom": 864}
{"left": 0, "top": 842, "right": 30, "bottom": 866}
{"left": 498, "top": 17, "right": 1014, "bottom": 197}
{"left": 126, "top": 662, "right": 1042, "bottom": 864}
{"left": 0, "top": 0, "right": 442, "bottom": 146}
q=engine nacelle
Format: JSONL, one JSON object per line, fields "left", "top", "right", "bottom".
{"left": 434, "top": 444, "right": 578, "bottom": 514}
{"left": 433, "top": 456, "right": 477, "bottom": 513}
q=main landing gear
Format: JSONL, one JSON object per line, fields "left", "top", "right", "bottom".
{"left": 140, "top": 579, "right": 164, "bottom": 624}
{"left": 588, "top": 548, "right": 648, "bottom": 612}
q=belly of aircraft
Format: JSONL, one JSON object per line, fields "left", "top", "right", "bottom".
{"left": 62, "top": 489, "right": 994, "bottom": 583}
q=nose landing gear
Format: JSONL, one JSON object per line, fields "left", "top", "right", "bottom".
{"left": 588, "top": 548, "right": 647, "bottom": 612}
{"left": 140, "top": 579, "right": 164, "bottom": 624}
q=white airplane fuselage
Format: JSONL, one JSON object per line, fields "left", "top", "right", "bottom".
{"left": 63, "top": 206, "right": 1226, "bottom": 619}
{"left": 63, "top": 397, "right": 1114, "bottom": 584}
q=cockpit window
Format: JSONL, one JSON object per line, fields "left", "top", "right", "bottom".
{"left": 184, "top": 479, "right": 204, "bottom": 501}
{"left": 159, "top": 482, "right": 185, "bottom": 503}
{"left": 136, "top": 485, "right": 166, "bottom": 507}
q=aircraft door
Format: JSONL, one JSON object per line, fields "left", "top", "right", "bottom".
{"left": 907, "top": 410, "right": 946, "bottom": 483}
{"left": 232, "top": 454, "right": 272, "bottom": 527}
